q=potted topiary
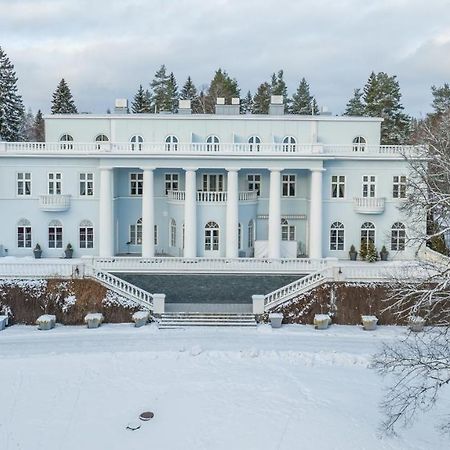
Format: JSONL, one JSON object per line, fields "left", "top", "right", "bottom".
{"left": 349, "top": 245, "right": 358, "bottom": 261}
{"left": 33, "top": 243, "right": 42, "bottom": 259}
{"left": 380, "top": 245, "right": 389, "bottom": 261}
{"left": 64, "top": 243, "right": 73, "bottom": 259}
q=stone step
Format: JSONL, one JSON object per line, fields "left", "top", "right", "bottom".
{"left": 157, "top": 312, "right": 257, "bottom": 328}
{"left": 158, "top": 321, "right": 257, "bottom": 329}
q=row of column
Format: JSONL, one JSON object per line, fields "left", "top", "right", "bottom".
{"left": 99, "top": 167, "right": 323, "bottom": 259}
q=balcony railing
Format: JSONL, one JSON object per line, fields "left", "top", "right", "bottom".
{"left": 353, "top": 197, "right": 385, "bottom": 214}
{"left": 167, "top": 190, "right": 258, "bottom": 203}
{"left": 0, "top": 141, "right": 426, "bottom": 157}
{"left": 39, "top": 194, "right": 71, "bottom": 211}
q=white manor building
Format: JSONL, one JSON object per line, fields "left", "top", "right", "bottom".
{"left": 0, "top": 97, "right": 422, "bottom": 261}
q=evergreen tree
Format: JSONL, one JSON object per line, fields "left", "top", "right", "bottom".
{"left": 252, "top": 82, "right": 271, "bottom": 114}
{"left": 431, "top": 83, "right": 450, "bottom": 116}
{"left": 205, "top": 68, "right": 240, "bottom": 113}
{"left": 362, "top": 71, "right": 410, "bottom": 144}
{"left": 51, "top": 78, "right": 77, "bottom": 114}
{"left": 0, "top": 46, "right": 25, "bottom": 141}
{"left": 180, "top": 76, "right": 202, "bottom": 113}
{"left": 165, "top": 72, "right": 179, "bottom": 113}
{"left": 150, "top": 64, "right": 170, "bottom": 112}
{"left": 131, "top": 84, "right": 151, "bottom": 113}
{"left": 291, "top": 77, "right": 318, "bottom": 114}
{"left": 344, "top": 88, "right": 365, "bottom": 116}
{"left": 241, "top": 90, "right": 253, "bottom": 114}
{"left": 33, "top": 109, "right": 45, "bottom": 141}
{"left": 271, "top": 69, "right": 290, "bottom": 112}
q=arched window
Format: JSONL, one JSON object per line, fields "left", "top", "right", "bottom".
{"left": 17, "top": 219, "right": 31, "bottom": 248}
{"left": 248, "top": 220, "right": 255, "bottom": 248}
{"left": 352, "top": 136, "right": 366, "bottom": 152}
{"left": 48, "top": 219, "right": 63, "bottom": 248}
{"left": 165, "top": 135, "right": 178, "bottom": 151}
{"left": 170, "top": 219, "right": 177, "bottom": 247}
{"left": 360, "top": 222, "right": 375, "bottom": 251}
{"left": 206, "top": 135, "right": 220, "bottom": 152}
{"left": 79, "top": 220, "right": 94, "bottom": 249}
{"left": 60, "top": 134, "right": 73, "bottom": 150}
{"left": 281, "top": 218, "right": 295, "bottom": 241}
{"left": 130, "top": 135, "right": 143, "bottom": 152}
{"left": 248, "top": 136, "right": 261, "bottom": 152}
{"left": 282, "top": 136, "right": 296, "bottom": 152}
{"left": 330, "top": 222, "right": 344, "bottom": 251}
{"left": 204, "top": 221, "right": 219, "bottom": 251}
{"left": 129, "top": 218, "right": 142, "bottom": 245}
{"left": 391, "top": 222, "right": 406, "bottom": 251}
{"left": 95, "top": 134, "right": 109, "bottom": 150}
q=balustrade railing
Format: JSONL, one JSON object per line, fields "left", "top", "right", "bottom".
{"left": 168, "top": 190, "right": 257, "bottom": 203}
{"left": 39, "top": 194, "right": 71, "bottom": 211}
{"left": 0, "top": 261, "right": 81, "bottom": 278}
{"left": 353, "top": 197, "right": 385, "bottom": 214}
{"left": 197, "top": 191, "right": 227, "bottom": 202}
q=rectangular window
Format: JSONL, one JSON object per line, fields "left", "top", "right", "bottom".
{"left": 281, "top": 223, "right": 296, "bottom": 241}
{"left": 393, "top": 175, "right": 407, "bottom": 199}
{"left": 165, "top": 173, "right": 179, "bottom": 195}
{"left": 247, "top": 174, "right": 261, "bottom": 196}
{"left": 154, "top": 225, "right": 158, "bottom": 246}
{"left": 362, "top": 175, "right": 376, "bottom": 198}
{"left": 79, "top": 226, "right": 94, "bottom": 248}
{"left": 48, "top": 172, "right": 62, "bottom": 195}
{"left": 130, "top": 173, "right": 143, "bottom": 196}
{"left": 17, "top": 226, "right": 32, "bottom": 248}
{"left": 17, "top": 172, "right": 32, "bottom": 196}
{"left": 282, "top": 174, "right": 296, "bottom": 197}
{"left": 48, "top": 226, "right": 63, "bottom": 248}
{"left": 331, "top": 175, "right": 345, "bottom": 198}
{"left": 79, "top": 173, "right": 94, "bottom": 196}
{"left": 202, "top": 174, "right": 224, "bottom": 192}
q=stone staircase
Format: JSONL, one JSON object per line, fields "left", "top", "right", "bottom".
{"left": 157, "top": 312, "right": 257, "bottom": 329}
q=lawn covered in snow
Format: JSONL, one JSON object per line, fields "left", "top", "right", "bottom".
{"left": 1, "top": 324, "right": 448, "bottom": 450}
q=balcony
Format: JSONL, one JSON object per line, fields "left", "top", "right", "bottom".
{"left": 353, "top": 197, "right": 385, "bottom": 214}
{"left": 167, "top": 190, "right": 258, "bottom": 203}
{"left": 39, "top": 194, "right": 71, "bottom": 211}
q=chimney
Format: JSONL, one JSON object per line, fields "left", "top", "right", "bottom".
{"left": 178, "top": 99, "right": 192, "bottom": 115}
{"left": 114, "top": 98, "right": 128, "bottom": 114}
{"left": 269, "top": 95, "right": 284, "bottom": 115}
{"left": 215, "top": 97, "right": 240, "bottom": 115}
{"left": 318, "top": 105, "right": 332, "bottom": 116}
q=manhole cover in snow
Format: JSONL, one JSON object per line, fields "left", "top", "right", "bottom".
{"left": 139, "top": 411, "right": 154, "bottom": 421}
{"left": 126, "top": 421, "right": 141, "bottom": 431}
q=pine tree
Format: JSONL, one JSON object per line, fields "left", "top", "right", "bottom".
{"left": 344, "top": 89, "right": 365, "bottom": 116}
{"left": 431, "top": 83, "right": 450, "bottom": 116}
{"left": 291, "top": 78, "right": 318, "bottom": 114}
{"left": 131, "top": 85, "right": 151, "bottom": 113}
{"left": 205, "top": 68, "right": 240, "bottom": 113}
{"left": 180, "top": 76, "right": 202, "bottom": 113}
{"left": 165, "top": 72, "right": 179, "bottom": 113}
{"left": 0, "top": 46, "right": 25, "bottom": 141}
{"left": 150, "top": 65, "right": 170, "bottom": 113}
{"left": 362, "top": 72, "right": 410, "bottom": 144}
{"left": 241, "top": 90, "right": 253, "bottom": 114}
{"left": 271, "top": 69, "right": 290, "bottom": 112}
{"left": 33, "top": 109, "right": 45, "bottom": 141}
{"left": 252, "top": 82, "right": 271, "bottom": 114}
{"left": 51, "top": 78, "right": 77, "bottom": 114}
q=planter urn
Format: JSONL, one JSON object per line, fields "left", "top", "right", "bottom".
{"left": 268, "top": 313, "right": 283, "bottom": 328}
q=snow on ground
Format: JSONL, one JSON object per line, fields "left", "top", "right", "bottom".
{"left": 1, "top": 324, "right": 448, "bottom": 450}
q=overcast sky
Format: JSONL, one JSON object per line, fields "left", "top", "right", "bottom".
{"left": 1, "top": 0, "right": 449, "bottom": 116}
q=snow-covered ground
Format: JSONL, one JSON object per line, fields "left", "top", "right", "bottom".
{"left": 1, "top": 324, "right": 448, "bottom": 450}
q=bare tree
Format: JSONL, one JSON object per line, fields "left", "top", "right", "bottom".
{"left": 372, "top": 110, "right": 450, "bottom": 435}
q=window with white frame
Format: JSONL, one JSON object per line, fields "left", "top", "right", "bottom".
{"left": 165, "top": 135, "right": 178, "bottom": 151}
{"left": 79, "top": 220, "right": 94, "bottom": 249}
{"left": 170, "top": 219, "right": 177, "bottom": 247}
{"left": 79, "top": 173, "right": 94, "bottom": 196}
{"left": 129, "top": 218, "right": 142, "bottom": 245}
{"left": 362, "top": 175, "right": 376, "bottom": 198}
{"left": 352, "top": 136, "right": 366, "bottom": 152}
{"left": 360, "top": 222, "right": 375, "bottom": 251}
{"left": 282, "top": 174, "right": 296, "bottom": 197}
{"left": 247, "top": 220, "right": 255, "bottom": 248}
{"left": 95, "top": 134, "right": 109, "bottom": 149}
{"left": 130, "top": 173, "right": 143, "bottom": 196}
{"left": 17, "top": 219, "right": 32, "bottom": 248}
{"left": 182, "top": 223, "right": 185, "bottom": 249}
{"left": 165, "top": 173, "right": 179, "bottom": 195}
{"left": 238, "top": 223, "right": 242, "bottom": 250}
{"left": 247, "top": 174, "right": 261, "bottom": 196}
{"left": 206, "top": 135, "right": 220, "bottom": 152}
{"left": 48, "top": 220, "right": 63, "bottom": 248}
{"left": 331, "top": 175, "right": 345, "bottom": 199}
{"left": 154, "top": 224, "right": 158, "bottom": 246}
{"left": 130, "top": 135, "right": 143, "bottom": 151}
{"left": 204, "top": 221, "right": 219, "bottom": 251}
{"left": 281, "top": 218, "right": 295, "bottom": 241}
{"left": 60, "top": 134, "right": 73, "bottom": 150}
{"left": 391, "top": 222, "right": 406, "bottom": 251}
{"left": 282, "top": 136, "right": 296, "bottom": 152}
{"left": 48, "top": 172, "right": 62, "bottom": 195}
{"left": 248, "top": 136, "right": 261, "bottom": 152}
{"left": 393, "top": 175, "right": 407, "bottom": 199}
{"left": 17, "top": 172, "right": 31, "bottom": 196}
{"left": 330, "top": 222, "right": 344, "bottom": 250}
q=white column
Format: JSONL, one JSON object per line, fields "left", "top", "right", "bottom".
{"left": 268, "top": 168, "right": 282, "bottom": 259}
{"left": 141, "top": 168, "right": 155, "bottom": 257}
{"left": 99, "top": 167, "right": 114, "bottom": 257}
{"left": 226, "top": 168, "right": 239, "bottom": 258}
{"left": 309, "top": 168, "right": 324, "bottom": 259}
{"left": 184, "top": 169, "right": 197, "bottom": 257}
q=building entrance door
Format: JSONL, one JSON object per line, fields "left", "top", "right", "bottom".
{"left": 202, "top": 174, "right": 224, "bottom": 192}
{"left": 204, "top": 221, "right": 220, "bottom": 256}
